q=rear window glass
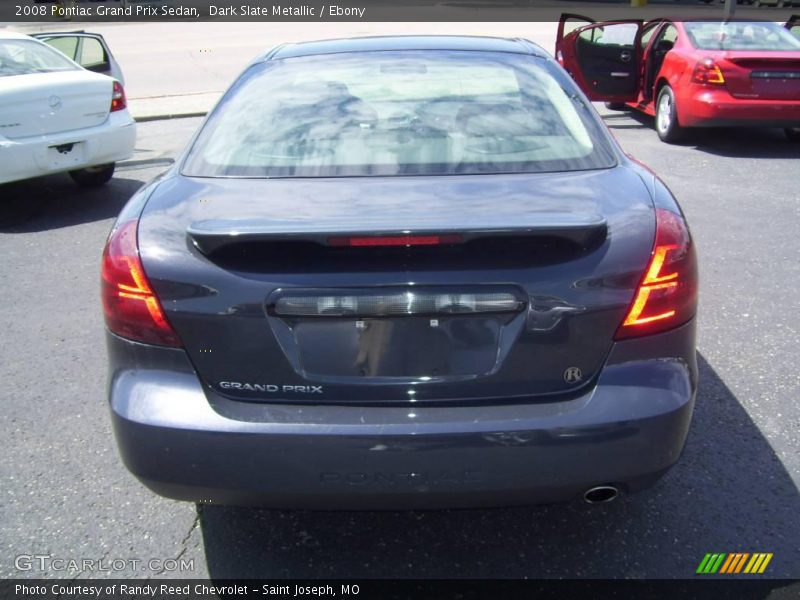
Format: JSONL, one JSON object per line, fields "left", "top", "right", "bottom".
{"left": 0, "top": 39, "right": 79, "bottom": 77}
{"left": 43, "top": 36, "right": 78, "bottom": 60}
{"left": 183, "top": 50, "right": 616, "bottom": 178}
{"left": 684, "top": 21, "right": 800, "bottom": 51}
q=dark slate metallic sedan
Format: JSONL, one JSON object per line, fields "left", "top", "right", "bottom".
{"left": 103, "top": 36, "right": 698, "bottom": 509}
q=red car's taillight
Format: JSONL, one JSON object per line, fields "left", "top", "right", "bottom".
{"left": 111, "top": 81, "right": 127, "bottom": 112}
{"left": 691, "top": 58, "right": 725, "bottom": 85}
{"left": 615, "top": 208, "right": 698, "bottom": 340}
{"left": 101, "top": 220, "right": 182, "bottom": 347}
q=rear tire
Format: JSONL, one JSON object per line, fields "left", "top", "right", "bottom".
{"left": 655, "top": 86, "right": 685, "bottom": 144}
{"left": 69, "top": 163, "right": 115, "bottom": 188}
{"left": 785, "top": 128, "right": 800, "bottom": 142}
{"left": 604, "top": 102, "right": 627, "bottom": 111}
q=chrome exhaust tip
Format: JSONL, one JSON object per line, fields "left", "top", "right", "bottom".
{"left": 583, "top": 485, "right": 619, "bottom": 504}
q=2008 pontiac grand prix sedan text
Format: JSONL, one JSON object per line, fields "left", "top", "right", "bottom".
{"left": 103, "top": 36, "right": 699, "bottom": 509}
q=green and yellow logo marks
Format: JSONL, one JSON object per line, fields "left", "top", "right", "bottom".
{"left": 696, "top": 553, "right": 773, "bottom": 574}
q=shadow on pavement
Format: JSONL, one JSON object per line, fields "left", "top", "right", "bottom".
{"left": 198, "top": 353, "right": 799, "bottom": 579}
{"left": 602, "top": 110, "right": 651, "bottom": 130}
{"left": 689, "top": 127, "right": 800, "bottom": 159}
{"left": 0, "top": 174, "right": 142, "bottom": 232}
{"left": 604, "top": 109, "right": 800, "bottom": 157}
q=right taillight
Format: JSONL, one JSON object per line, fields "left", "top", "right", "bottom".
{"left": 101, "top": 219, "right": 182, "bottom": 347}
{"left": 111, "top": 81, "right": 127, "bottom": 112}
{"left": 615, "top": 208, "right": 698, "bottom": 340}
{"left": 691, "top": 58, "right": 725, "bottom": 85}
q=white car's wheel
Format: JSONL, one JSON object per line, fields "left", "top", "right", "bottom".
{"left": 69, "top": 163, "right": 115, "bottom": 188}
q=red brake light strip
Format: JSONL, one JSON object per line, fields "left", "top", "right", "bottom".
{"left": 329, "top": 234, "right": 463, "bottom": 247}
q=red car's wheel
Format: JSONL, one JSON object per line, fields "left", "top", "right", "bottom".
{"left": 655, "top": 86, "right": 685, "bottom": 144}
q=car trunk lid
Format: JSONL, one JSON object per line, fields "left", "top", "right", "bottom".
{"left": 716, "top": 52, "right": 800, "bottom": 100}
{"left": 0, "top": 71, "right": 111, "bottom": 140}
{"left": 138, "top": 167, "right": 655, "bottom": 405}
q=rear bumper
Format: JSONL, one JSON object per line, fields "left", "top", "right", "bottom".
{"left": 108, "top": 321, "right": 697, "bottom": 509}
{"left": 0, "top": 110, "right": 136, "bottom": 185}
{"left": 679, "top": 88, "right": 800, "bottom": 128}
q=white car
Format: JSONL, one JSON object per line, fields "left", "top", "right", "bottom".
{"left": 0, "top": 31, "right": 135, "bottom": 187}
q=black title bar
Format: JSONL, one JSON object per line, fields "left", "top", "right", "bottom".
{"left": 4, "top": 579, "right": 800, "bottom": 600}
{"left": 4, "top": 0, "right": 797, "bottom": 23}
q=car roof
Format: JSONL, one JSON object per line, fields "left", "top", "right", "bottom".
{"left": 648, "top": 16, "right": 778, "bottom": 24}
{"left": 264, "top": 35, "right": 546, "bottom": 62}
{"left": 0, "top": 31, "right": 34, "bottom": 40}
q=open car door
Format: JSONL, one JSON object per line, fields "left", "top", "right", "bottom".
{"left": 31, "top": 32, "right": 124, "bottom": 84}
{"left": 556, "top": 14, "right": 595, "bottom": 65}
{"left": 786, "top": 15, "right": 800, "bottom": 39}
{"left": 559, "top": 20, "right": 644, "bottom": 103}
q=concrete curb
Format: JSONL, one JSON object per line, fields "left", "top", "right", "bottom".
{"left": 128, "top": 90, "right": 221, "bottom": 123}
{"left": 134, "top": 112, "right": 207, "bottom": 123}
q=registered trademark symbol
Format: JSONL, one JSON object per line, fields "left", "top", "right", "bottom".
{"left": 564, "top": 367, "right": 583, "bottom": 384}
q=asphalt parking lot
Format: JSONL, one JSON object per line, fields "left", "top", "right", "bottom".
{"left": 1, "top": 108, "right": 799, "bottom": 580}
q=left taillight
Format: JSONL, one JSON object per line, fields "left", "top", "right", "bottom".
{"left": 101, "top": 220, "right": 182, "bottom": 347}
{"left": 691, "top": 58, "right": 725, "bottom": 86}
{"left": 111, "top": 81, "right": 127, "bottom": 112}
{"left": 615, "top": 208, "right": 698, "bottom": 340}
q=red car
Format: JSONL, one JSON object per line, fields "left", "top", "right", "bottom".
{"left": 555, "top": 14, "right": 800, "bottom": 142}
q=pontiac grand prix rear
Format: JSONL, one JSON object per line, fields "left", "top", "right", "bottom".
{"left": 103, "top": 36, "right": 698, "bottom": 509}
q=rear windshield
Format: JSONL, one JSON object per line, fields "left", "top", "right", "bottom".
{"left": 684, "top": 21, "right": 800, "bottom": 51}
{"left": 0, "top": 39, "right": 79, "bottom": 77}
{"left": 182, "top": 50, "right": 616, "bottom": 178}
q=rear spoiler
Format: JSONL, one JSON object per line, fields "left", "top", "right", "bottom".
{"left": 187, "top": 214, "right": 608, "bottom": 255}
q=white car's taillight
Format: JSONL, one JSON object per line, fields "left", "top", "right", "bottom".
{"left": 111, "top": 81, "right": 127, "bottom": 112}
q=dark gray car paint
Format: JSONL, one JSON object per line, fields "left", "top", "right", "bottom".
{"left": 108, "top": 318, "right": 696, "bottom": 508}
